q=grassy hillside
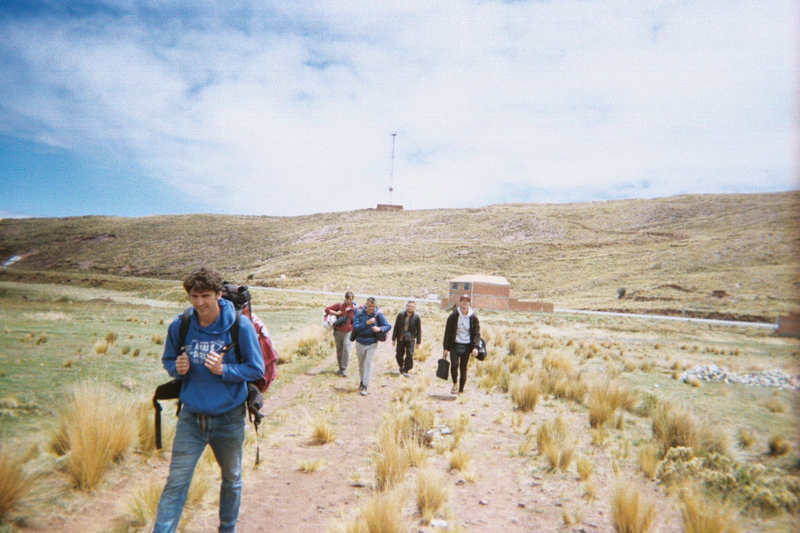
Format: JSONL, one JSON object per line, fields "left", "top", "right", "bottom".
{"left": 1, "top": 192, "right": 798, "bottom": 320}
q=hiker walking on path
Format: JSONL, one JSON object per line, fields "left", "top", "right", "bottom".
{"left": 153, "top": 267, "right": 264, "bottom": 533}
{"left": 392, "top": 299, "right": 421, "bottom": 377}
{"left": 325, "top": 291, "right": 356, "bottom": 377}
{"left": 351, "top": 296, "right": 391, "bottom": 396}
{"left": 442, "top": 294, "right": 480, "bottom": 395}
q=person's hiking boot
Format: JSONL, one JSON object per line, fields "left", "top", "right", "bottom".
{"left": 401, "top": 372, "right": 410, "bottom": 378}
{"left": 337, "top": 369, "right": 347, "bottom": 377}
{"left": 450, "top": 384, "right": 458, "bottom": 395}
{"left": 359, "top": 385, "right": 368, "bottom": 396}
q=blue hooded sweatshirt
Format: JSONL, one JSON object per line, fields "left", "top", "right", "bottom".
{"left": 351, "top": 306, "right": 391, "bottom": 345}
{"left": 162, "top": 298, "right": 265, "bottom": 415}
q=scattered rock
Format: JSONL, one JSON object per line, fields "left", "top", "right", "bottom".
{"left": 680, "top": 364, "right": 800, "bottom": 389}
{"left": 429, "top": 519, "right": 448, "bottom": 528}
{"left": 517, "top": 503, "right": 525, "bottom": 508}
{"left": 121, "top": 379, "right": 134, "bottom": 391}
{"left": 479, "top": 499, "right": 489, "bottom": 505}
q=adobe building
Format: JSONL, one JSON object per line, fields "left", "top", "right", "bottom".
{"left": 442, "top": 274, "right": 553, "bottom": 313}
{"left": 776, "top": 312, "right": 800, "bottom": 338}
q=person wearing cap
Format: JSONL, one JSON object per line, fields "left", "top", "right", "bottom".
{"left": 442, "top": 294, "right": 480, "bottom": 395}
{"left": 350, "top": 296, "right": 391, "bottom": 395}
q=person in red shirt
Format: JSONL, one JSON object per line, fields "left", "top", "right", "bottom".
{"left": 325, "top": 291, "right": 356, "bottom": 376}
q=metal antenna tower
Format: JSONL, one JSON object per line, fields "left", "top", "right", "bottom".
{"left": 389, "top": 132, "right": 397, "bottom": 204}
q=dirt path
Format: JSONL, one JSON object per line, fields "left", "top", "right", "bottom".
{"left": 187, "top": 341, "right": 400, "bottom": 532}
{"left": 47, "top": 338, "right": 686, "bottom": 533}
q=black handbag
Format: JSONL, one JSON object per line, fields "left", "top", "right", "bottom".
{"left": 436, "top": 358, "right": 450, "bottom": 380}
{"left": 333, "top": 313, "right": 348, "bottom": 327}
{"left": 476, "top": 338, "right": 487, "bottom": 361}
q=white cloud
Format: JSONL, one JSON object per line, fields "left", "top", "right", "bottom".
{"left": 0, "top": 0, "right": 796, "bottom": 215}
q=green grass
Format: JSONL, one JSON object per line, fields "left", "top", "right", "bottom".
{"left": 0, "top": 281, "right": 321, "bottom": 439}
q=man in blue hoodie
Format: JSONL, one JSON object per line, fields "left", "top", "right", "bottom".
{"left": 154, "top": 267, "right": 265, "bottom": 533}
{"left": 351, "top": 296, "right": 391, "bottom": 396}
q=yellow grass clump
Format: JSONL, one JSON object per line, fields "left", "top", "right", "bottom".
{"left": 767, "top": 435, "right": 790, "bottom": 456}
{"left": 577, "top": 455, "right": 592, "bottom": 481}
{"left": 311, "top": 417, "right": 336, "bottom": 445}
{"left": 510, "top": 378, "right": 540, "bottom": 412}
{"left": 639, "top": 444, "right": 660, "bottom": 480}
{"left": 762, "top": 398, "right": 786, "bottom": 413}
{"left": 679, "top": 486, "right": 741, "bottom": 533}
{"left": 537, "top": 417, "right": 573, "bottom": 471}
{"left": 333, "top": 490, "right": 407, "bottom": 533}
{"left": 375, "top": 424, "right": 410, "bottom": 491}
{"left": 611, "top": 484, "right": 655, "bottom": 533}
{"left": 0, "top": 446, "right": 33, "bottom": 521}
{"left": 736, "top": 429, "right": 754, "bottom": 449}
{"left": 298, "top": 458, "right": 326, "bottom": 473}
{"left": 125, "top": 480, "right": 162, "bottom": 530}
{"left": 448, "top": 447, "right": 471, "bottom": 472}
{"left": 652, "top": 403, "right": 728, "bottom": 457}
{"left": 52, "top": 381, "right": 137, "bottom": 490}
{"left": 416, "top": 469, "right": 448, "bottom": 524}
{"left": 405, "top": 436, "right": 428, "bottom": 468}
{"left": 93, "top": 339, "right": 109, "bottom": 354}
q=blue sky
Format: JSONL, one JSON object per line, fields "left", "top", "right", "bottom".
{"left": 0, "top": 0, "right": 796, "bottom": 218}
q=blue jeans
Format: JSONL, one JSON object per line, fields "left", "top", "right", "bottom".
{"left": 153, "top": 404, "right": 246, "bottom": 533}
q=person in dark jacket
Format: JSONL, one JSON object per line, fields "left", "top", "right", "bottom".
{"left": 392, "top": 300, "right": 422, "bottom": 377}
{"left": 442, "top": 294, "right": 480, "bottom": 395}
{"left": 325, "top": 291, "right": 356, "bottom": 376}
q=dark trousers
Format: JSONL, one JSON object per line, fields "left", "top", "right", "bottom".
{"left": 395, "top": 339, "right": 415, "bottom": 372}
{"left": 451, "top": 343, "right": 471, "bottom": 392}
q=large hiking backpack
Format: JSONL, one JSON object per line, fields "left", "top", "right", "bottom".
{"left": 152, "top": 282, "right": 278, "bottom": 464}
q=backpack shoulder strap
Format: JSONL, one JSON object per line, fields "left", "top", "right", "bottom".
{"left": 178, "top": 307, "right": 192, "bottom": 347}
{"left": 231, "top": 311, "right": 242, "bottom": 364}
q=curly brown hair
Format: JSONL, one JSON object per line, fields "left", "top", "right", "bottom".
{"left": 182, "top": 267, "right": 224, "bottom": 294}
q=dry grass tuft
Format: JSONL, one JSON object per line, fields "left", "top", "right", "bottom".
{"left": 448, "top": 447, "right": 471, "bottom": 472}
{"left": 762, "top": 398, "right": 786, "bottom": 413}
{"left": 375, "top": 424, "right": 410, "bottom": 491}
{"left": 52, "top": 381, "right": 137, "bottom": 489}
{"left": 125, "top": 480, "right": 161, "bottom": 530}
{"left": 416, "top": 469, "right": 448, "bottom": 524}
{"left": 639, "top": 444, "right": 660, "bottom": 480}
{"left": 559, "top": 445, "right": 575, "bottom": 471}
{"left": 510, "top": 378, "right": 540, "bottom": 412}
{"left": 298, "top": 458, "right": 326, "bottom": 473}
{"left": 611, "top": 484, "right": 655, "bottom": 533}
{"left": 93, "top": 339, "right": 109, "bottom": 354}
{"left": 588, "top": 381, "right": 635, "bottom": 429}
{"left": 405, "top": 436, "right": 428, "bottom": 468}
{"left": 736, "top": 429, "right": 754, "bottom": 449}
{"left": 310, "top": 417, "right": 336, "bottom": 445}
{"left": 679, "top": 486, "right": 741, "bottom": 533}
{"left": 537, "top": 417, "right": 573, "bottom": 471}
{"left": 577, "top": 455, "right": 592, "bottom": 481}
{"left": 650, "top": 402, "right": 728, "bottom": 456}
{"left": 0, "top": 446, "right": 33, "bottom": 521}
{"left": 360, "top": 490, "right": 408, "bottom": 533}
{"left": 767, "top": 435, "right": 790, "bottom": 456}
